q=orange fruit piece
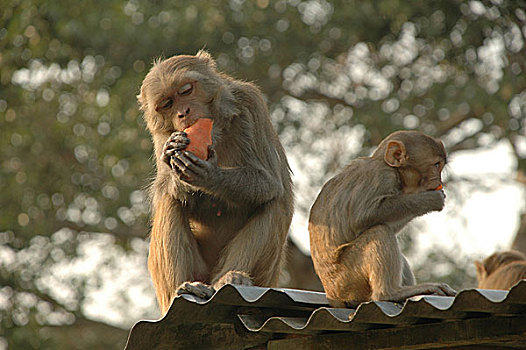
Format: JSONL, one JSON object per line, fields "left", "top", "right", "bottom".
{"left": 435, "top": 184, "right": 443, "bottom": 191}
{"left": 184, "top": 118, "right": 214, "bottom": 160}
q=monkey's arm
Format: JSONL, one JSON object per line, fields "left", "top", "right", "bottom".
{"left": 148, "top": 191, "right": 209, "bottom": 314}
{"left": 171, "top": 150, "right": 283, "bottom": 207}
{"left": 354, "top": 190, "right": 445, "bottom": 233}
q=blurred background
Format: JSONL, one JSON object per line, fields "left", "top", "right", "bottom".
{"left": 1, "top": 0, "right": 526, "bottom": 348}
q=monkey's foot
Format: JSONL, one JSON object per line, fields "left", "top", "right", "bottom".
{"left": 430, "top": 283, "right": 457, "bottom": 297}
{"left": 408, "top": 282, "right": 457, "bottom": 298}
{"left": 213, "top": 270, "right": 253, "bottom": 290}
{"left": 175, "top": 281, "right": 215, "bottom": 299}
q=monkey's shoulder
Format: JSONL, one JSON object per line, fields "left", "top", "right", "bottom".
{"left": 313, "top": 158, "right": 397, "bottom": 210}
{"left": 335, "top": 158, "right": 399, "bottom": 189}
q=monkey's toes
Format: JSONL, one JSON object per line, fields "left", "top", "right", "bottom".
{"left": 441, "top": 284, "right": 457, "bottom": 296}
{"left": 176, "top": 281, "right": 215, "bottom": 299}
{"left": 214, "top": 270, "right": 253, "bottom": 289}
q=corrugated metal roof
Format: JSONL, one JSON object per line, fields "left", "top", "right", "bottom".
{"left": 126, "top": 280, "right": 526, "bottom": 349}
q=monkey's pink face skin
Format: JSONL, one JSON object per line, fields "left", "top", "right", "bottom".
{"left": 420, "top": 155, "right": 445, "bottom": 191}
{"left": 154, "top": 81, "right": 212, "bottom": 132}
{"left": 399, "top": 156, "right": 445, "bottom": 195}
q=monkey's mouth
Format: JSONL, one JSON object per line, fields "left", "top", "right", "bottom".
{"left": 426, "top": 182, "right": 443, "bottom": 191}
{"left": 175, "top": 117, "right": 201, "bottom": 132}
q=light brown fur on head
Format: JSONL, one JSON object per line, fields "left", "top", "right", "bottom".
{"left": 475, "top": 250, "right": 526, "bottom": 290}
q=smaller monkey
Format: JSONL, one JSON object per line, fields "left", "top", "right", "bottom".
{"left": 309, "top": 130, "right": 456, "bottom": 307}
{"left": 475, "top": 250, "right": 526, "bottom": 290}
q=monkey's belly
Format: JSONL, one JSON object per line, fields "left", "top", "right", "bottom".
{"left": 187, "top": 202, "right": 249, "bottom": 272}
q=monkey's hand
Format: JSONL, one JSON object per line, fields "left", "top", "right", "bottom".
{"left": 421, "top": 189, "right": 445, "bottom": 212}
{"left": 415, "top": 282, "right": 457, "bottom": 297}
{"left": 170, "top": 150, "right": 219, "bottom": 188}
{"left": 161, "top": 131, "right": 190, "bottom": 167}
{"left": 175, "top": 281, "right": 215, "bottom": 300}
{"left": 432, "top": 190, "right": 445, "bottom": 211}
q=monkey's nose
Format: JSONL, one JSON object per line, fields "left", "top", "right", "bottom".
{"left": 177, "top": 108, "right": 190, "bottom": 119}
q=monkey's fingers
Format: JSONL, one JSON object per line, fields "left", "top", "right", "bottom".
{"left": 426, "top": 283, "right": 456, "bottom": 297}
{"left": 163, "top": 148, "right": 179, "bottom": 159}
{"left": 184, "top": 151, "right": 210, "bottom": 166}
{"left": 176, "top": 281, "right": 215, "bottom": 299}
{"left": 169, "top": 131, "right": 188, "bottom": 140}
{"left": 170, "top": 154, "right": 194, "bottom": 180}
{"left": 213, "top": 270, "right": 253, "bottom": 289}
{"left": 166, "top": 140, "right": 189, "bottom": 152}
{"left": 181, "top": 151, "right": 211, "bottom": 177}
{"left": 170, "top": 133, "right": 190, "bottom": 145}
{"left": 161, "top": 152, "right": 172, "bottom": 165}
{"left": 427, "top": 288, "right": 447, "bottom": 296}
{"left": 172, "top": 151, "right": 205, "bottom": 176}
{"left": 440, "top": 284, "right": 457, "bottom": 296}
{"left": 162, "top": 145, "right": 187, "bottom": 166}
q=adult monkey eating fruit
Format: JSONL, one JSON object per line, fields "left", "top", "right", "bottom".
{"left": 138, "top": 51, "right": 293, "bottom": 315}
{"left": 309, "top": 130, "right": 456, "bottom": 307}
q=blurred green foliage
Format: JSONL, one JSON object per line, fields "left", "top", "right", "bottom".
{"left": 1, "top": 0, "right": 525, "bottom": 348}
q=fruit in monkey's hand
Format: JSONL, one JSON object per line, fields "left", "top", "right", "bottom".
{"left": 184, "top": 118, "right": 214, "bottom": 160}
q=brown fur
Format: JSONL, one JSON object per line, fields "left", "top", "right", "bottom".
{"left": 309, "top": 130, "right": 456, "bottom": 307}
{"left": 475, "top": 250, "right": 526, "bottom": 290}
{"left": 138, "top": 51, "right": 293, "bottom": 314}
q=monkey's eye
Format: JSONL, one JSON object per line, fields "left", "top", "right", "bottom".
{"left": 178, "top": 83, "right": 193, "bottom": 96}
{"left": 434, "top": 162, "right": 441, "bottom": 169}
{"left": 159, "top": 98, "right": 173, "bottom": 110}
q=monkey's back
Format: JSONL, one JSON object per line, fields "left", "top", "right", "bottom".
{"left": 309, "top": 157, "right": 399, "bottom": 249}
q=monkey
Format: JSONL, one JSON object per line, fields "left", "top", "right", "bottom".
{"left": 137, "top": 51, "right": 293, "bottom": 315}
{"left": 309, "top": 130, "right": 456, "bottom": 307}
{"left": 475, "top": 250, "right": 526, "bottom": 290}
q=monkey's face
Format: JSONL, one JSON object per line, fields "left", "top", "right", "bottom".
{"left": 138, "top": 55, "right": 218, "bottom": 134}
{"left": 401, "top": 151, "right": 445, "bottom": 194}
{"left": 141, "top": 76, "right": 213, "bottom": 133}
{"left": 154, "top": 79, "right": 212, "bottom": 132}
{"left": 382, "top": 135, "right": 446, "bottom": 194}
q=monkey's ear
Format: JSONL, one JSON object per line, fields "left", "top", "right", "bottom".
{"left": 474, "top": 260, "right": 487, "bottom": 282}
{"left": 384, "top": 140, "right": 407, "bottom": 167}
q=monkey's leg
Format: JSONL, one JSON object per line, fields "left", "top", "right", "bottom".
{"left": 210, "top": 200, "right": 291, "bottom": 290}
{"left": 365, "top": 226, "right": 456, "bottom": 302}
{"left": 148, "top": 193, "right": 209, "bottom": 314}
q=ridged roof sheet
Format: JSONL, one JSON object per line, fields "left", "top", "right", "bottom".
{"left": 126, "top": 280, "right": 526, "bottom": 349}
